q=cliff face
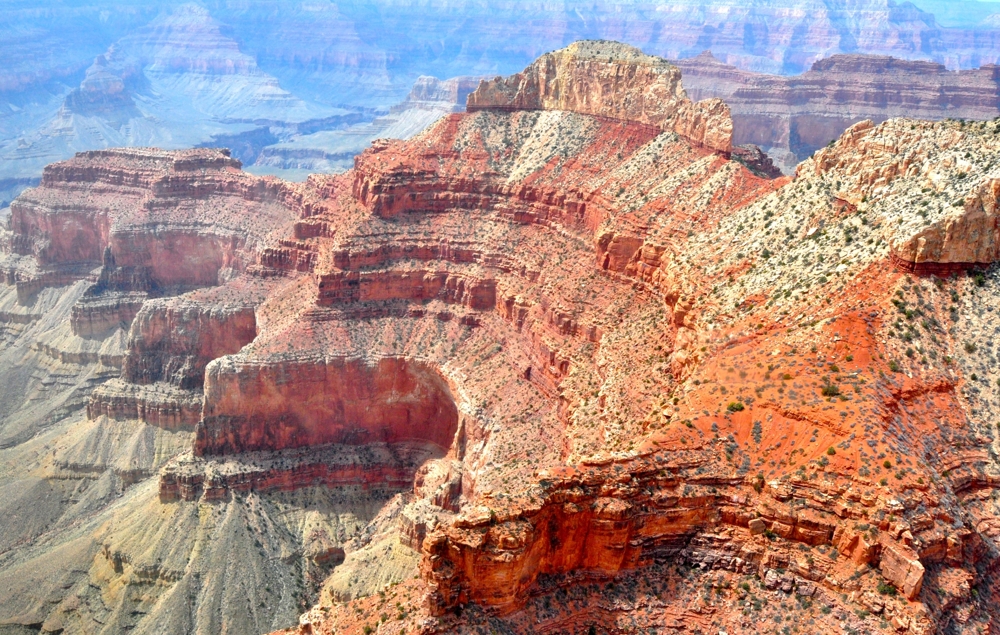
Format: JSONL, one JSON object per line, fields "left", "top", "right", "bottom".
{"left": 197, "top": 357, "right": 461, "bottom": 456}
{"left": 3, "top": 147, "right": 300, "bottom": 437}
{"left": 12, "top": 38, "right": 1000, "bottom": 635}
{"left": 468, "top": 41, "right": 733, "bottom": 153}
{"left": 275, "top": 44, "right": 1000, "bottom": 635}
{"left": 894, "top": 178, "right": 1000, "bottom": 266}
{"left": 122, "top": 299, "right": 257, "bottom": 389}
{"left": 9, "top": 147, "right": 283, "bottom": 271}
{"left": 676, "top": 52, "right": 1000, "bottom": 171}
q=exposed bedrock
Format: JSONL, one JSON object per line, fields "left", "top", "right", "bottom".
{"left": 676, "top": 52, "right": 1000, "bottom": 171}
{"left": 160, "top": 442, "right": 441, "bottom": 502}
{"left": 94, "top": 231, "right": 246, "bottom": 294}
{"left": 70, "top": 292, "right": 147, "bottom": 338}
{"left": 196, "top": 356, "right": 462, "bottom": 457}
{"left": 422, "top": 453, "right": 946, "bottom": 615}
{"left": 4, "top": 147, "right": 301, "bottom": 297}
{"left": 9, "top": 148, "right": 237, "bottom": 266}
{"left": 121, "top": 299, "right": 257, "bottom": 389}
{"left": 467, "top": 40, "right": 732, "bottom": 153}
{"left": 316, "top": 269, "right": 496, "bottom": 309}
{"left": 86, "top": 293, "right": 261, "bottom": 429}
{"left": 809, "top": 118, "right": 1000, "bottom": 274}
{"left": 349, "top": 111, "right": 679, "bottom": 255}
{"left": 352, "top": 150, "right": 611, "bottom": 228}
{"left": 87, "top": 380, "right": 204, "bottom": 431}
{"left": 892, "top": 178, "right": 1000, "bottom": 269}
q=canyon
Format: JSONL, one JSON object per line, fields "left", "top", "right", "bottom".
{"left": 677, "top": 52, "right": 1000, "bottom": 172}
{"left": 8, "top": 36, "right": 1000, "bottom": 635}
{"left": 13, "top": 1, "right": 1000, "bottom": 204}
{"left": 0, "top": 3, "right": 479, "bottom": 206}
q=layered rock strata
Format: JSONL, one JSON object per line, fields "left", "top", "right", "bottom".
{"left": 274, "top": 44, "right": 1000, "bottom": 635}
{"left": 196, "top": 357, "right": 462, "bottom": 456}
{"left": 676, "top": 52, "right": 1000, "bottom": 171}
{"left": 2, "top": 148, "right": 301, "bottom": 433}
{"left": 161, "top": 442, "right": 442, "bottom": 502}
{"left": 7, "top": 147, "right": 296, "bottom": 279}
{"left": 11, "top": 39, "right": 1000, "bottom": 635}
{"left": 468, "top": 40, "right": 733, "bottom": 153}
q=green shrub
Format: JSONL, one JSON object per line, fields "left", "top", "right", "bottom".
{"left": 877, "top": 582, "right": 898, "bottom": 597}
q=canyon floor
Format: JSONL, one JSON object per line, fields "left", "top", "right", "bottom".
{"left": 4, "top": 40, "right": 1000, "bottom": 635}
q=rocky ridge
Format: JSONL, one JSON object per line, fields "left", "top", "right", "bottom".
{"left": 468, "top": 41, "right": 733, "bottom": 153}
{"left": 5, "top": 39, "right": 1000, "bottom": 635}
{"left": 283, "top": 45, "right": 1000, "bottom": 635}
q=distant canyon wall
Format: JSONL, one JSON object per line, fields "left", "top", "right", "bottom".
{"left": 676, "top": 52, "right": 1000, "bottom": 171}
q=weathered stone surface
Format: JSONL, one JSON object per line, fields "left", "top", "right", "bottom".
{"left": 13, "top": 39, "right": 1000, "bottom": 635}
{"left": 7, "top": 147, "right": 298, "bottom": 281}
{"left": 468, "top": 41, "right": 733, "bottom": 153}
{"left": 196, "top": 357, "right": 461, "bottom": 456}
{"left": 893, "top": 178, "right": 1000, "bottom": 266}
{"left": 879, "top": 540, "right": 926, "bottom": 600}
{"left": 121, "top": 299, "right": 257, "bottom": 389}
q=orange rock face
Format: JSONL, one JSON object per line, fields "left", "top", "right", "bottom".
{"left": 269, "top": 45, "right": 1000, "bottom": 635}
{"left": 196, "top": 356, "right": 461, "bottom": 456}
{"left": 11, "top": 40, "right": 1000, "bottom": 635}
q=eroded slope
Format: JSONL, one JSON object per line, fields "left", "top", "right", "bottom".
{"left": 8, "top": 40, "right": 1000, "bottom": 635}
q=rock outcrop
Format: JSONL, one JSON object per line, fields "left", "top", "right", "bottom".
{"left": 806, "top": 117, "right": 1000, "bottom": 273}
{"left": 8, "top": 147, "right": 292, "bottom": 277}
{"left": 273, "top": 44, "right": 1000, "bottom": 635}
{"left": 121, "top": 299, "right": 257, "bottom": 390}
{"left": 892, "top": 178, "right": 1000, "bottom": 269}
{"left": 468, "top": 41, "right": 733, "bottom": 153}
{"left": 196, "top": 357, "right": 462, "bottom": 456}
{"left": 160, "top": 443, "right": 441, "bottom": 502}
{"left": 12, "top": 39, "right": 1000, "bottom": 635}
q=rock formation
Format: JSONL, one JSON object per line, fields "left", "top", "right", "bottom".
{"left": 277, "top": 44, "right": 1000, "bottom": 635}
{"left": 9, "top": 39, "right": 1000, "bottom": 635}
{"left": 468, "top": 41, "right": 733, "bottom": 152}
{"left": 676, "top": 52, "right": 1000, "bottom": 171}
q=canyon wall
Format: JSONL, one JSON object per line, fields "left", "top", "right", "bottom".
{"left": 282, "top": 43, "right": 1000, "bottom": 635}
{"left": 4, "top": 147, "right": 298, "bottom": 297}
{"left": 11, "top": 37, "right": 1000, "bottom": 635}
{"left": 122, "top": 299, "right": 257, "bottom": 389}
{"left": 676, "top": 52, "right": 1000, "bottom": 170}
{"left": 197, "top": 357, "right": 461, "bottom": 456}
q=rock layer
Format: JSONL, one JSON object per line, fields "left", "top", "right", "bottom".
{"left": 11, "top": 39, "right": 1000, "bottom": 635}
{"left": 468, "top": 41, "right": 733, "bottom": 153}
{"left": 197, "top": 357, "right": 462, "bottom": 456}
{"left": 676, "top": 52, "right": 1000, "bottom": 171}
{"left": 271, "top": 43, "right": 1000, "bottom": 635}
